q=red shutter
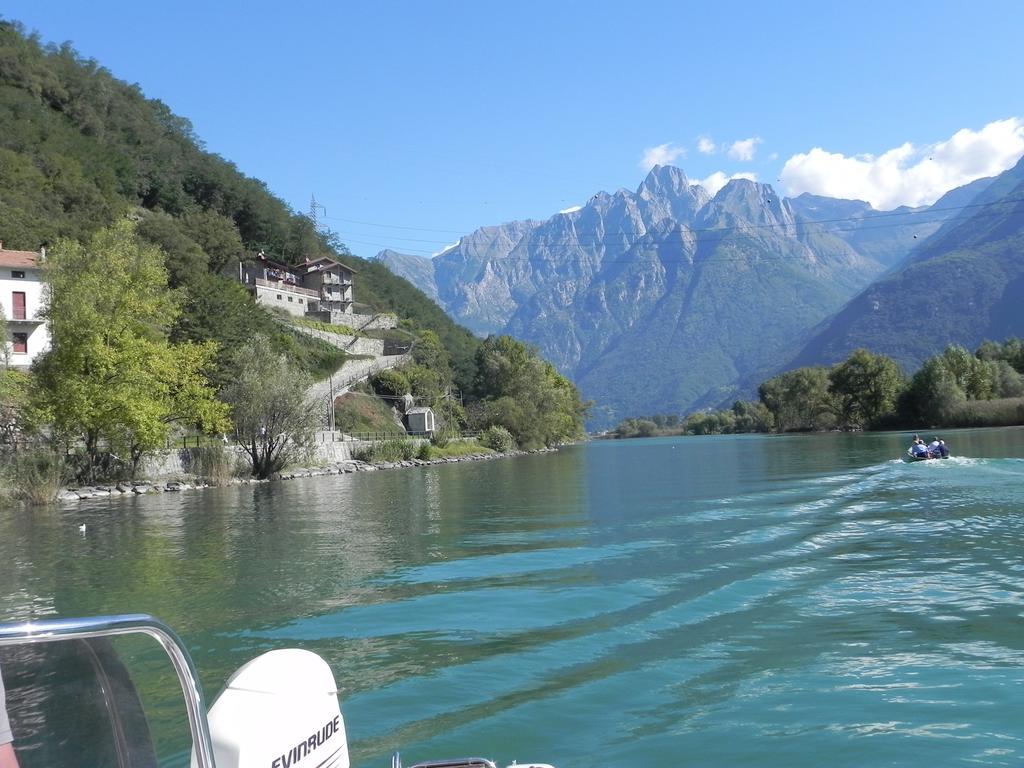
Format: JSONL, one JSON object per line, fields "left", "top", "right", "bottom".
{"left": 12, "top": 292, "right": 26, "bottom": 320}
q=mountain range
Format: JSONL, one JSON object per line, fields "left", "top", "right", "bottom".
{"left": 377, "top": 164, "right": 1009, "bottom": 426}
{"left": 791, "top": 157, "right": 1024, "bottom": 370}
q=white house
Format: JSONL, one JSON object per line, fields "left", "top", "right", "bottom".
{"left": 0, "top": 241, "right": 49, "bottom": 368}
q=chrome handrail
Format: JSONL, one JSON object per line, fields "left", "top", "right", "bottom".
{"left": 391, "top": 752, "right": 498, "bottom": 768}
{"left": 0, "top": 613, "right": 217, "bottom": 768}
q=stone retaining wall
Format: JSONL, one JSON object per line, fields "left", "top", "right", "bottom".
{"left": 294, "top": 326, "right": 385, "bottom": 356}
{"left": 306, "top": 354, "right": 412, "bottom": 407}
{"left": 139, "top": 433, "right": 416, "bottom": 477}
{"left": 349, "top": 313, "right": 397, "bottom": 330}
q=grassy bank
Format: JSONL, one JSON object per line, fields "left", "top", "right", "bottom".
{"left": 942, "top": 397, "right": 1024, "bottom": 428}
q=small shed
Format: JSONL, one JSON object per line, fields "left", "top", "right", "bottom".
{"left": 405, "top": 406, "right": 435, "bottom": 436}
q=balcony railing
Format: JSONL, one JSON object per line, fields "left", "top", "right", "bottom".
{"left": 253, "top": 277, "right": 318, "bottom": 298}
{"left": 319, "top": 274, "right": 353, "bottom": 286}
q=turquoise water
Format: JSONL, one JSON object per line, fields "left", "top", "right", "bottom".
{"left": 2, "top": 429, "right": 1024, "bottom": 766}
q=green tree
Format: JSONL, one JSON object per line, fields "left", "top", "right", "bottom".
{"left": 976, "top": 339, "right": 1024, "bottom": 375}
{"left": 632, "top": 419, "right": 659, "bottom": 437}
{"left": 941, "top": 344, "right": 993, "bottom": 400}
{"left": 759, "top": 367, "right": 836, "bottom": 432}
{"left": 171, "top": 276, "right": 278, "bottom": 389}
{"left": 472, "top": 335, "right": 587, "bottom": 448}
{"left": 0, "top": 369, "right": 30, "bottom": 447}
{"left": 0, "top": 304, "right": 8, "bottom": 368}
{"left": 683, "top": 412, "right": 721, "bottom": 435}
{"left": 479, "top": 424, "right": 515, "bottom": 452}
{"left": 899, "top": 356, "right": 965, "bottom": 425}
{"left": 220, "top": 337, "right": 320, "bottom": 479}
{"left": 411, "top": 329, "right": 452, "bottom": 381}
{"left": 828, "top": 349, "right": 904, "bottom": 428}
{"left": 730, "top": 400, "right": 775, "bottom": 433}
{"left": 432, "top": 396, "right": 466, "bottom": 441}
{"left": 136, "top": 211, "right": 206, "bottom": 288}
{"left": 182, "top": 208, "right": 243, "bottom": 273}
{"left": 1002, "top": 339, "right": 1024, "bottom": 374}
{"left": 32, "top": 221, "right": 229, "bottom": 480}
{"left": 990, "top": 359, "right": 1024, "bottom": 398}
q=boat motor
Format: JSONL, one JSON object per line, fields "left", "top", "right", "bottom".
{"left": 195, "top": 649, "right": 349, "bottom": 768}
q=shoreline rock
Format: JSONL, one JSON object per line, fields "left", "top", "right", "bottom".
{"left": 57, "top": 448, "right": 560, "bottom": 503}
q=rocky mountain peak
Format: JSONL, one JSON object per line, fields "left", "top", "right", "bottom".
{"left": 376, "top": 163, "right": 989, "bottom": 426}
{"left": 638, "top": 164, "right": 690, "bottom": 198}
{"left": 699, "top": 178, "right": 795, "bottom": 232}
{"left": 637, "top": 164, "right": 709, "bottom": 225}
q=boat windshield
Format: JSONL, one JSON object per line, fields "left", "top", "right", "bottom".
{"left": 0, "top": 615, "right": 214, "bottom": 768}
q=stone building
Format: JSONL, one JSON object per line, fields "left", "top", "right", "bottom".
{"left": 238, "top": 252, "right": 356, "bottom": 323}
{"left": 404, "top": 406, "right": 436, "bottom": 436}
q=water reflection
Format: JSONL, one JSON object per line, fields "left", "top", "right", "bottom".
{"left": 1, "top": 430, "right": 1023, "bottom": 767}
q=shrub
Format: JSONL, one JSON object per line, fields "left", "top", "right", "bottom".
{"left": 943, "top": 397, "right": 1024, "bottom": 427}
{"left": 65, "top": 448, "right": 130, "bottom": 484}
{"left": 479, "top": 425, "right": 515, "bottom": 452}
{"left": 370, "top": 369, "right": 409, "bottom": 398}
{"left": 353, "top": 438, "right": 419, "bottom": 463}
{"left": 427, "top": 440, "right": 494, "bottom": 459}
{"left": 186, "top": 444, "right": 238, "bottom": 485}
{"left": 1, "top": 448, "right": 67, "bottom": 505}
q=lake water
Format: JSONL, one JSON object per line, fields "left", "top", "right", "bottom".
{"left": 2, "top": 428, "right": 1024, "bottom": 767}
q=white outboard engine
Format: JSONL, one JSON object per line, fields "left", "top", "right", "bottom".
{"left": 194, "top": 649, "right": 349, "bottom": 768}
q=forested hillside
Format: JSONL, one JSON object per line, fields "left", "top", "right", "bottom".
{"left": 0, "top": 19, "right": 482, "bottom": 388}
{"left": 0, "top": 19, "right": 586, "bottom": 478}
{"left": 792, "top": 157, "right": 1024, "bottom": 372}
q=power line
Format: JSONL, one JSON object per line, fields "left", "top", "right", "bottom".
{"left": 329, "top": 203, "right": 1024, "bottom": 262}
{"left": 319, "top": 192, "right": 1024, "bottom": 242}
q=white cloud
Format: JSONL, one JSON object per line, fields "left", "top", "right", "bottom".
{"left": 727, "top": 137, "right": 762, "bottom": 161}
{"left": 696, "top": 171, "right": 758, "bottom": 196}
{"left": 639, "top": 142, "right": 687, "bottom": 170}
{"left": 697, "top": 136, "right": 717, "bottom": 155}
{"left": 779, "top": 117, "right": 1024, "bottom": 209}
{"left": 559, "top": 205, "right": 583, "bottom": 214}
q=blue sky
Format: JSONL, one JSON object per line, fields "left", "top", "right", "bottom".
{"left": 4, "top": 1, "right": 1024, "bottom": 259}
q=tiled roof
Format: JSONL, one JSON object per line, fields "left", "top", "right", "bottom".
{"left": 0, "top": 249, "right": 40, "bottom": 269}
{"left": 295, "top": 256, "right": 358, "bottom": 274}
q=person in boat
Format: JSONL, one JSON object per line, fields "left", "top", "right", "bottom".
{"left": 910, "top": 438, "right": 930, "bottom": 458}
{"left": 937, "top": 438, "right": 949, "bottom": 458}
{"left": 0, "top": 667, "right": 20, "bottom": 768}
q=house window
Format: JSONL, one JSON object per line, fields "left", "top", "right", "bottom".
{"left": 12, "top": 292, "right": 26, "bottom": 320}
{"left": 287, "top": 296, "right": 293, "bottom": 302}
{"left": 298, "top": 298, "right": 304, "bottom": 304}
{"left": 12, "top": 333, "right": 27, "bottom": 354}
{"left": 276, "top": 294, "right": 282, "bottom": 300}
{"left": 11, "top": 271, "right": 25, "bottom": 279}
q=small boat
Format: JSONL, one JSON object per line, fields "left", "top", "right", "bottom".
{"left": 903, "top": 448, "right": 950, "bottom": 462}
{"left": 0, "top": 614, "right": 554, "bottom": 768}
